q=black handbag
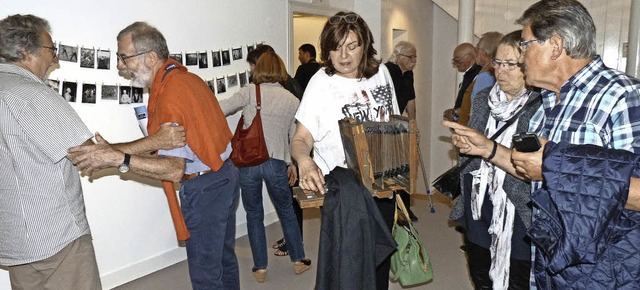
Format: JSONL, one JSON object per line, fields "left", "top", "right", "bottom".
{"left": 433, "top": 95, "right": 541, "bottom": 200}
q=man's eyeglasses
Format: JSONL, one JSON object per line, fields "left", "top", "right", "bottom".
{"left": 519, "top": 39, "right": 543, "bottom": 52}
{"left": 328, "top": 13, "right": 359, "bottom": 25}
{"left": 491, "top": 59, "right": 521, "bottom": 70}
{"left": 451, "top": 53, "right": 470, "bottom": 64}
{"left": 116, "top": 51, "right": 150, "bottom": 65}
{"left": 40, "top": 45, "right": 58, "bottom": 56}
{"left": 399, "top": 54, "right": 417, "bottom": 61}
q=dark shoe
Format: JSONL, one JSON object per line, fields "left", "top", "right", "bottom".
{"left": 271, "top": 237, "right": 285, "bottom": 249}
{"left": 274, "top": 243, "right": 289, "bottom": 257}
{"left": 409, "top": 210, "right": 418, "bottom": 222}
{"left": 293, "top": 258, "right": 312, "bottom": 274}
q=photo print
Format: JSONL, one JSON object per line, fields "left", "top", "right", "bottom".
{"left": 81, "top": 83, "right": 97, "bottom": 104}
{"left": 58, "top": 44, "right": 78, "bottom": 62}
{"left": 119, "top": 86, "right": 132, "bottom": 104}
{"left": 239, "top": 71, "right": 247, "bottom": 88}
{"left": 227, "top": 74, "right": 238, "bottom": 88}
{"left": 211, "top": 50, "right": 221, "bottom": 67}
{"left": 185, "top": 53, "right": 198, "bottom": 66}
{"left": 198, "top": 52, "right": 208, "bottom": 69}
{"left": 207, "top": 80, "right": 216, "bottom": 93}
{"left": 97, "top": 50, "right": 111, "bottom": 70}
{"left": 101, "top": 85, "right": 118, "bottom": 100}
{"left": 61, "top": 81, "right": 77, "bottom": 102}
{"left": 221, "top": 49, "right": 231, "bottom": 66}
{"left": 131, "top": 87, "right": 144, "bottom": 103}
{"left": 80, "top": 47, "right": 95, "bottom": 68}
{"left": 247, "top": 44, "right": 255, "bottom": 54}
{"left": 232, "top": 47, "right": 242, "bottom": 61}
{"left": 46, "top": 79, "right": 60, "bottom": 93}
{"left": 216, "top": 77, "right": 226, "bottom": 94}
{"left": 169, "top": 53, "right": 183, "bottom": 65}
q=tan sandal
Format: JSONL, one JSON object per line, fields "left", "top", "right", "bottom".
{"left": 252, "top": 268, "right": 267, "bottom": 283}
{"left": 293, "top": 258, "right": 312, "bottom": 274}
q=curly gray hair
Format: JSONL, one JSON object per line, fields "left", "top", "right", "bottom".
{"left": 0, "top": 14, "right": 51, "bottom": 63}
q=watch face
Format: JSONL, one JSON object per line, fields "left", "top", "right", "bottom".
{"left": 118, "top": 163, "right": 130, "bottom": 173}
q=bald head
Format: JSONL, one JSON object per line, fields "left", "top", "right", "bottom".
{"left": 452, "top": 43, "right": 476, "bottom": 72}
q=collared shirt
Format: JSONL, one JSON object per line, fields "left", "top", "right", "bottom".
{"left": 0, "top": 63, "right": 93, "bottom": 266}
{"left": 527, "top": 55, "right": 640, "bottom": 288}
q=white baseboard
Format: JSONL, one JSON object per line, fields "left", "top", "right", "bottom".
{"left": 100, "top": 211, "right": 279, "bottom": 289}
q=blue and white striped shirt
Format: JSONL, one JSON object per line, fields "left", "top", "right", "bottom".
{"left": 0, "top": 63, "right": 93, "bottom": 266}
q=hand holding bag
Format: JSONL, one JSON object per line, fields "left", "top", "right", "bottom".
{"left": 390, "top": 196, "right": 433, "bottom": 287}
{"left": 229, "top": 84, "right": 270, "bottom": 167}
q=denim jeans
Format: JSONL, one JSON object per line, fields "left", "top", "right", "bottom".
{"left": 180, "top": 160, "right": 240, "bottom": 290}
{"left": 239, "top": 158, "right": 305, "bottom": 269}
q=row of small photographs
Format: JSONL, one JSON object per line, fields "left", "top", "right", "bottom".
{"left": 56, "top": 42, "right": 262, "bottom": 70}
{"left": 47, "top": 79, "right": 143, "bottom": 105}
{"left": 207, "top": 71, "right": 249, "bottom": 94}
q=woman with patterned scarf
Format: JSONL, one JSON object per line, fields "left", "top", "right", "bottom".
{"left": 446, "top": 30, "right": 542, "bottom": 290}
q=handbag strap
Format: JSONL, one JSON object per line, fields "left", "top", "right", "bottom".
{"left": 456, "top": 94, "right": 540, "bottom": 171}
{"left": 255, "top": 83, "right": 261, "bottom": 112}
{"left": 394, "top": 195, "right": 412, "bottom": 225}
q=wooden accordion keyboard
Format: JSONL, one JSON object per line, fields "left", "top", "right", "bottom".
{"left": 295, "top": 115, "right": 418, "bottom": 208}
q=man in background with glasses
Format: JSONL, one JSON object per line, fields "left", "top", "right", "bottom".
{"left": 0, "top": 14, "right": 102, "bottom": 289}
{"left": 450, "top": 42, "right": 481, "bottom": 116}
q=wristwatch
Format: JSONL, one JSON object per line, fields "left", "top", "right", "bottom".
{"left": 118, "top": 153, "right": 131, "bottom": 173}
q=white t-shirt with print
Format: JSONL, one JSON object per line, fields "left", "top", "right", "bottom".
{"left": 295, "top": 65, "right": 399, "bottom": 175}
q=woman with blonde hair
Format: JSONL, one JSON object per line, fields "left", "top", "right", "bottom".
{"left": 220, "top": 51, "right": 311, "bottom": 283}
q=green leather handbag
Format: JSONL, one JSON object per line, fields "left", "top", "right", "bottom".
{"left": 389, "top": 196, "right": 433, "bottom": 287}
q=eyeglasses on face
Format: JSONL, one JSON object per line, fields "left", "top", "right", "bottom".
{"left": 491, "top": 59, "right": 521, "bottom": 70}
{"left": 40, "top": 45, "right": 58, "bottom": 56}
{"left": 451, "top": 53, "right": 470, "bottom": 64}
{"left": 328, "top": 13, "right": 359, "bottom": 25}
{"left": 399, "top": 54, "right": 417, "bottom": 61}
{"left": 519, "top": 39, "right": 543, "bottom": 52}
{"left": 116, "top": 51, "right": 150, "bottom": 64}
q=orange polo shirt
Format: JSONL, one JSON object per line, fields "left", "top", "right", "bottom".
{"left": 147, "top": 59, "right": 232, "bottom": 240}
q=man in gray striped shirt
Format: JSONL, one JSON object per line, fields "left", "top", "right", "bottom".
{"left": 0, "top": 15, "right": 102, "bottom": 289}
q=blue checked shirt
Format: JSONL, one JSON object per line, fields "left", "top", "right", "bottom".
{"left": 527, "top": 56, "right": 640, "bottom": 288}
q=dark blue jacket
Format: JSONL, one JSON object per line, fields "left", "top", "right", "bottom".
{"left": 315, "top": 167, "right": 397, "bottom": 290}
{"left": 530, "top": 141, "right": 640, "bottom": 289}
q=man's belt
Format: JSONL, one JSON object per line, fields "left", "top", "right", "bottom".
{"left": 182, "top": 170, "right": 213, "bottom": 181}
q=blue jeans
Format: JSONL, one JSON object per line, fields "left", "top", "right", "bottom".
{"left": 239, "top": 158, "right": 305, "bottom": 269}
{"left": 180, "top": 160, "right": 240, "bottom": 290}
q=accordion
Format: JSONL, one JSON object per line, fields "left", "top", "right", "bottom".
{"left": 295, "top": 115, "right": 418, "bottom": 208}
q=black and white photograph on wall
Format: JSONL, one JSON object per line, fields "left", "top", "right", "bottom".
{"left": 102, "top": 85, "right": 118, "bottom": 100}
{"left": 232, "top": 47, "right": 242, "bottom": 61}
{"left": 132, "top": 87, "right": 144, "bottom": 103}
{"left": 239, "top": 71, "right": 247, "bottom": 88}
{"left": 80, "top": 47, "right": 95, "bottom": 68}
{"left": 46, "top": 79, "right": 60, "bottom": 93}
{"left": 82, "top": 83, "right": 97, "bottom": 104}
{"left": 221, "top": 49, "right": 230, "bottom": 66}
{"left": 211, "top": 50, "right": 221, "bottom": 67}
{"left": 58, "top": 44, "right": 78, "bottom": 62}
{"left": 247, "top": 44, "right": 255, "bottom": 54}
{"left": 61, "top": 81, "right": 77, "bottom": 102}
{"left": 207, "top": 80, "right": 216, "bottom": 93}
{"left": 120, "top": 86, "right": 132, "bottom": 104}
{"left": 216, "top": 77, "right": 226, "bottom": 94}
{"left": 169, "top": 53, "right": 183, "bottom": 65}
{"left": 198, "top": 52, "right": 208, "bottom": 69}
{"left": 185, "top": 53, "right": 198, "bottom": 66}
{"left": 227, "top": 74, "right": 238, "bottom": 88}
{"left": 97, "top": 49, "right": 110, "bottom": 70}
